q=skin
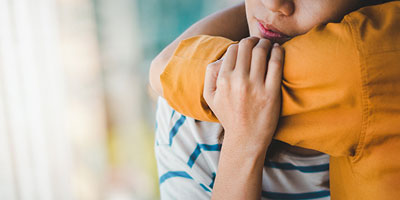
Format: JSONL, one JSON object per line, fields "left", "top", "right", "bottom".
{"left": 246, "top": 0, "right": 360, "bottom": 43}
{"left": 149, "top": 0, "right": 383, "bottom": 199}
{"left": 204, "top": 38, "right": 283, "bottom": 199}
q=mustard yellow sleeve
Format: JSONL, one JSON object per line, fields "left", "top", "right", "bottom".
{"left": 277, "top": 17, "right": 362, "bottom": 157}
{"left": 161, "top": 23, "right": 362, "bottom": 157}
{"left": 160, "top": 35, "right": 237, "bottom": 122}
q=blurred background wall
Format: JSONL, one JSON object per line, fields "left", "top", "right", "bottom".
{"left": 0, "top": 0, "right": 240, "bottom": 199}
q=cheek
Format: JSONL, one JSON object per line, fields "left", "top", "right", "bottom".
{"left": 292, "top": 1, "right": 332, "bottom": 34}
{"left": 294, "top": 0, "right": 358, "bottom": 32}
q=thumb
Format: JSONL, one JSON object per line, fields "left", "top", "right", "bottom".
{"left": 203, "top": 59, "right": 222, "bottom": 104}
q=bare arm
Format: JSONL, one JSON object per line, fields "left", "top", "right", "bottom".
{"left": 203, "top": 38, "right": 284, "bottom": 199}
{"left": 149, "top": 2, "right": 248, "bottom": 96}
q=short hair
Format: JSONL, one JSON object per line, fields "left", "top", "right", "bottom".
{"left": 363, "top": 0, "right": 394, "bottom": 6}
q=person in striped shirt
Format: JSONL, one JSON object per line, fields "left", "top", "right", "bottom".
{"left": 155, "top": 97, "right": 330, "bottom": 199}
{"left": 152, "top": 1, "right": 334, "bottom": 198}
{"left": 150, "top": 0, "right": 398, "bottom": 199}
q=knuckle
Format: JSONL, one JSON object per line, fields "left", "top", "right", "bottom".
{"left": 248, "top": 36, "right": 260, "bottom": 42}
{"left": 254, "top": 39, "right": 272, "bottom": 51}
{"left": 252, "top": 45, "right": 268, "bottom": 54}
{"left": 216, "top": 76, "right": 229, "bottom": 88}
{"left": 206, "top": 64, "right": 218, "bottom": 74}
{"left": 260, "top": 38, "right": 272, "bottom": 46}
{"left": 238, "top": 39, "right": 251, "bottom": 47}
{"left": 227, "top": 44, "right": 238, "bottom": 52}
{"left": 260, "top": 94, "right": 274, "bottom": 104}
{"left": 234, "top": 79, "right": 250, "bottom": 94}
{"left": 237, "top": 86, "right": 248, "bottom": 97}
{"left": 239, "top": 37, "right": 258, "bottom": 48}
{"left": 207, "top": 61, "right": 220, "bottom": 68}
{"left": 207, "top": 62, "right": 216, "bottom": 68}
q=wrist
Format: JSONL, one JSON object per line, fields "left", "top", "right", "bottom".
{"left": 212, "top": 132, "right": 267, "bottom": 200}
{"left": 223, "top": 129, "right": 273, "bottom": 152}
{"left": 221, "top": 132, "right": 271, "bottom": 159}
{"left": 219, "top": 136, "right": 268, "bottom": 177}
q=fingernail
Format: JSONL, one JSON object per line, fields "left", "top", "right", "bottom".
{"left": 274, "top": 43, "right": 280, "bottom": 47}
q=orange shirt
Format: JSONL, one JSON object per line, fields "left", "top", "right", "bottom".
{"left": 160, "top": 2, "right": 400, "bottom": 199}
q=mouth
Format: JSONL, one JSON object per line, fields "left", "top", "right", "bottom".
{"left": 257, "top": 21, "right": 290, "bottom": 42}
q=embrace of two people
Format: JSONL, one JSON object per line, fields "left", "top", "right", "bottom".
{"left": 149, "top": 0, "right": 400, "bottom": 199}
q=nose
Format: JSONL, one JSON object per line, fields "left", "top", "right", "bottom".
{"left": 261, "top": 0, "right": 294, "bottom": 16}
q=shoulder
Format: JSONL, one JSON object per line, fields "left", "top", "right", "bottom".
{"left": 344, "top": 1, "right": 400, "bottom": 55}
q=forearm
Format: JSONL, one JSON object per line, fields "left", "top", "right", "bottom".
{"left": 149, "top": 2, "right": 248, "bottom": 96}
{"left": 211, "top": 134, "right": 269, "bottom": 200}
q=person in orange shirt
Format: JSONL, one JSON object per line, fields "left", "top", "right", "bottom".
{"left": 150, "top": 0, "right": 400, "bottom": 199}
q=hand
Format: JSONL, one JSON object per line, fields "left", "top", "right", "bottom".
{"left": 203, "top": 37, "right": 284, "bottom": 151}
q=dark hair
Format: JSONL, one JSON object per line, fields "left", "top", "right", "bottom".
{"left": 362, "top": 0, "right": 395, "bottom": 7}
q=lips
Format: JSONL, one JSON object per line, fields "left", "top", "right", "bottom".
{"left": 257, "top": 21, "right": 289, "bottom": 41}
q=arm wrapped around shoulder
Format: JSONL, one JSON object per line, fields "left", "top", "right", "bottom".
{"left": 161, "top": 22, "right": 363, "bottom": 157}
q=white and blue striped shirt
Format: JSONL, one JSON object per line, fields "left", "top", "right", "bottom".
{"left": 155, "top": 97, "right": 330, "bottom": 200}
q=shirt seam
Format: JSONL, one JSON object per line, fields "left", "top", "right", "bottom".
{"left": 345, "top": 15, "right": 370, "bottom": 162}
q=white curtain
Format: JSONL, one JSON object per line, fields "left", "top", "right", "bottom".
{"left": 0, "top": 0, "right": 73, "bottom": 199}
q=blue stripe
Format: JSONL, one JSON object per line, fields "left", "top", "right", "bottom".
{"left": 170, "top": 110, "right": 176, "bottom": 120}
{"left": 262, "top": 190, "right": 330, "bottom": 199}
{"left": 159, "top": 171, "right": 212, "bottom": 193}
{"left": 159, "top": 171, "right": 192, "bottom": 184}
{"left": 168, "top": 115, "right": 186, "bottom": 146}
{"left": 209, "top": 172, "right": 216, "bottom": 189}
{"left": 187, "top": 145, "right": 201, "bottom": 167}
{"left": 187, "top": 144, "right": 222, "bottom": 168}
{"left": 199, "top": 144, "right": 222, "bottom": 151}
{"left": 200, "top": 183, "right": 211, "bottom": 192}
{"left": 265, "top": 161, "right": 329, "bottom": 173}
